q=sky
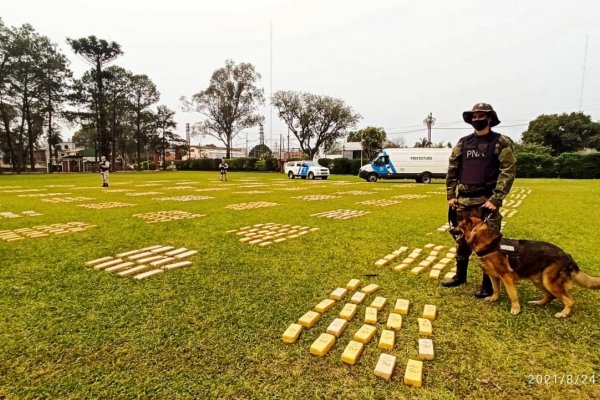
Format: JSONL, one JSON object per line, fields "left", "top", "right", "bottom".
{"left": 3, "top": 0, "right": 600, "bottom": 152}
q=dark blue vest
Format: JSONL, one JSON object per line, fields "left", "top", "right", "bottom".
{"left": 459, "top": 132, "right": 500, "bottom": 186}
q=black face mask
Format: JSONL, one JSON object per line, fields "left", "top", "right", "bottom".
{"left": 471, "top": 119, "right": 489, "bottom": 131}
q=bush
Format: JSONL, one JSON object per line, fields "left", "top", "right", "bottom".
{"left": 175, "top": 157, "right": 279, "bottom": 172}
{"left": 324, "top": 158, "right": 364, "bottom": 175}
{"left": 174, "top": 152, "right": 600, "bottom": 177}
{"left": 555, "top": 153, "right": 600, "bottom": 179}
{"left": 514, "top": 152, "right": 600, "bottom": 179}
{"left": 138, "top": 161, "right": 156, "bottom": 171}
{"left": 515, "top": 153, "right": 556, "bottom": 178}
{"left": 243, "top": 157, "right": 258, "bottom": 171}
{"left": 318, "top": 158, "right": 334, "bottom": 169}
{"left": 256, "top": 157, "right": 279, "bottom": 172}
{"left": 350, "top": 159, "right": 363, "bottom": 175}
{"left": 224, "top": 158, "right": 240, "bottom": 171}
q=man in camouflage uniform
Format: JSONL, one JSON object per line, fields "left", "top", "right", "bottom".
{"left": 442, "top": 103, "right": 517, "bottom": 298}
{"left": 99, "top": 156, "right": 110, "bottom": 187}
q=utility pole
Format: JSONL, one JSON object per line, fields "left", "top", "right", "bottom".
{"left": 287, "top": 128, "right": 290, "bottom": 160}
{"left": 423, "top": 112, "right": 436, "bottom": 146}
{"left": 259, "top": 123, "right": 264, "bottom": 146}
{"left": 579, "top": 34, "right": 588, "bottom": 111}
{"left": 245, "top": 132, "right": 248, "bottom": 157}
{"left": 270, "top": 21, "right": 273, "bottom": 151}
{"left": 185, "top": 123, "right": 190, "bottom": 160}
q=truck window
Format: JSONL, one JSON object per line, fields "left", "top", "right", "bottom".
{"left": 375, "top": 156, "right": 388, "bottom": 166}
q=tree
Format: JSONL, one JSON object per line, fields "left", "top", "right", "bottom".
{"left": 249, "top": 143, "right": 272, "bottom": 158}
{"left": 0, "top": 20, "right": 23, "bottom": 172}
{"left": 129, "top": 74, "right": 159, "bottom": 165}
{"left": 47, "top": 129, "right": 63, "bottom": 167}
{"left": 66, "top": 70, "right": 99, "bottom": 155}
{"left": 347, "top": 127, "right": 386, "bottom": 160}
{"left": 521, "top": 112, "right": 600, "bottom": 155}
{"left": 154, "top": 105, "right": 178, "bottom": 170}
{"left": 271, "top": 91, "right": 361, "bottom": 159}
{"left": 72, "top": 127, "right": 96, "bottom": 148}
{"left": 325, "top": 141, "right": 342, "bottom": 155}
{"left": 3, "top": 23, "right": 45, "bottom": 172}
{"left": 104, "top": 65, "right": 133, "bottom": 170}
{"left": 36, "top": 36, "right": 71, "bottom": 172}
{"left": 414, "top": 137, "right": 432, "bottom": 148}
{"left": 182, "top": 60, "right": 264, "bottom": 158}
{"left": 0, "top": 21, "right": 71, "bottom": 172}
{"left": 67, "top": 35, "right": 123, "bottom": 159}
{"left": 385, "top": 136, "right": 406, "bottom": 148}
{"left": 514, "top": 142, "right": 552, "bottom": 156}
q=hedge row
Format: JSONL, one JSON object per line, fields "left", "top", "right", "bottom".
{"left": 175, "top": 157, "right": 279, "bottom": 172}
{"left": 516, "top": 152, "right": 600, "bottom": 178}
{"left": 176, "top": 153, "right": 600, "bottom": 178}
{"left": 318, "top": 158, "right": 364, "bottom": 175}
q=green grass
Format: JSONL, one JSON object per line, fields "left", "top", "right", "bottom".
{"left": 1, "top": 172, "right": 599, "bottom": 399}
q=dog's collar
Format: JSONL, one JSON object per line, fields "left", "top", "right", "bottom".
{"left": 475, "top": 235, "right": 502, "bottom": 257}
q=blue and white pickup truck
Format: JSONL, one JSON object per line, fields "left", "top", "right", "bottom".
{"left": 285, "top": 161, "right": 330, "bottom": 180}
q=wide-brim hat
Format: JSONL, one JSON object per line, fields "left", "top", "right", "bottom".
{"left": 462, "top": 102, "right": 500, "bottom": 127}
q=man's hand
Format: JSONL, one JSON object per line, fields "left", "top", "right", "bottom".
{"left": 483, "top": 200, "right": 497, "bottom": 211}
{"left": 448, "top": 198, "right": 458, "bottom": 208}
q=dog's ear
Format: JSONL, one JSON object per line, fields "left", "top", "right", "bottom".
{"left": 457, "top": 215, "right": 472, "bottom": 230}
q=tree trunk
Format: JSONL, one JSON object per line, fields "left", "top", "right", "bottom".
{"left": 110, "top": 103, "right": 116, "bottom": 172}
{"left": 25, "top": 99, "right": 35, "bottom": 172}
{"left": 16, "top": 99, "right": 27, "bottom": 173}
{"left": 0, "top": 105, "right": 19, "bottom": 173}
{"left": 226, "top": 134, "right": 231, "bottom": 159}
{"left": 111, "top": 137, "right": 116, "bottom": 172}
{"left": 47, "top": 90, "right": 53, "bottom": 173}
{"left": 135, "top": 112, "right": 142, "bottom": 166}
{"left": 96, "top": 62, "right": 110, "bottom": 159}
{"left": 162, "top": 129, "right": 166, "bottom": 170}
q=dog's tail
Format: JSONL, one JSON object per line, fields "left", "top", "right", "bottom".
{"left": 573, "top": 271, "right": 600, "bottom": 289}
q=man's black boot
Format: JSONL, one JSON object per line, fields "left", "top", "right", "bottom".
{"left": 442, "top": 257, "right": 468, "bottom": 287}
{"left": 474, "top": 274, "right": 493, "bottom": 298}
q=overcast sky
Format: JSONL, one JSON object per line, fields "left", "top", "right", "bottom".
{"left": 3, "top": 0, "right": 600, "bottom": 151}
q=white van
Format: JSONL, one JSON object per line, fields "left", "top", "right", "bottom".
{"left": 358, "top": 148, "right": 451, "bottom": 183}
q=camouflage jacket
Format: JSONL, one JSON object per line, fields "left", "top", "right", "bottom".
{"left": 446, "top": 131, "right": 516, "bottom": 207}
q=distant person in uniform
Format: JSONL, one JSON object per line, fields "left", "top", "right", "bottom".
{"left": 219, "top": 158, "right": 229, "bottom": 181}
{"left": 443, "top": 103, "right": 517, "bottom": 298}
{"left": 99, "top": 156, "right": 110, "bottom": 187}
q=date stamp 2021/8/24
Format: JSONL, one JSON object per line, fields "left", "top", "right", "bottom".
{"left": 527, "top": 374, "right": 596, "bottom": 385}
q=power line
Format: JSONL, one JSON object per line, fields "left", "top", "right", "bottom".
{"left": 385, "top": 123, "right": 528, "bottom": 136}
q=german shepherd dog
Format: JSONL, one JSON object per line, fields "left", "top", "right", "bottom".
{"left": 453, "top": 216, "right": 600, "bottom": 317}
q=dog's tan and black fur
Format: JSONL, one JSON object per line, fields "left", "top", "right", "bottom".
{"left": 453, "top": 216, "right": 600, "bottom": 317}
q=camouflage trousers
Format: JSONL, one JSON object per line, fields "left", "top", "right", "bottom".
{"left": 100, "top": 171, "right": 109, "bottom": 185}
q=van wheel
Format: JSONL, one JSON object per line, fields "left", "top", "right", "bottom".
{"left": 367, "top": 173, "right": 378, "bottom": 183}
{"left": 308, "top": 172, "right": 315, "bottom": 180}
{"left": 415, "top": 177, "right": 423, "bottom": 183}
{"left": 288, "top": 171, "right": 294, "bottom": 179}
{"left": 421, "top": 173, "right": 432, "bottom": 184}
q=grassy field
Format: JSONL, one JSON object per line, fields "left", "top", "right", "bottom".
{"left": 0, "top": 171, "right": 599, "bottom": 399}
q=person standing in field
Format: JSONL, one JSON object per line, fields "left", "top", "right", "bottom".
{"left": 219, "top": 158, "right": 229, "bottom": 181}
{"left": 442, "top": 103, "right": 517, "bottom": 298}
{"left": 99, "top": 156, "right": 111, "bottom": 187}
